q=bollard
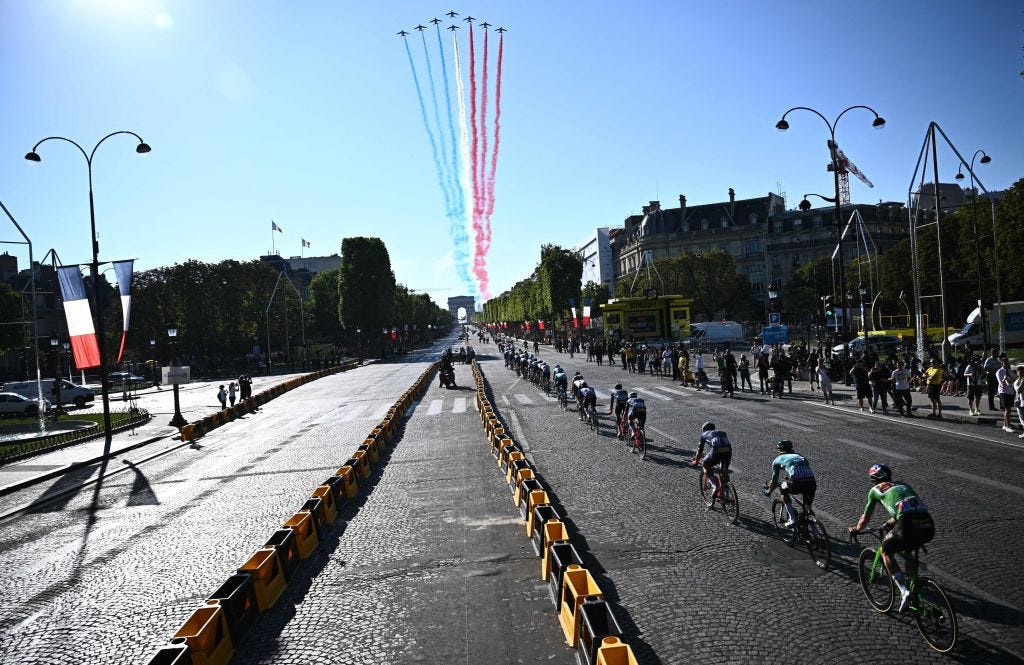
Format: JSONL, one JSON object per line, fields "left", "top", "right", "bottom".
{"left": 511, "top": 468, "right": 536, "bottom": 504}
{"left": 500, "top": 447, "right": 523, "bottom": 473}
{"left": 489, "top": 426, "right": 505, "bottom": 446}
{"left": 350, "top": 451, "right": 370, "bottom": 480}
{"left": 320, "top": 476, "right": 347, "bottom": 508}
{"left": 547, "top": 541, "right": 584, "bottom": 605}
{"left": 335, "top": 464, "right": 360, "bottom": 498}
{"left": 558, "top": 565, "right": 605, "bottom": 647}
{"left": 541, "top": 519, "right": 571, "bottom": 581}
{"left": 311, "top": 485, "right": 338, "bottom": 525}
{"left": 594, "top": 637, "right": 639, "bottom": 665}
{"left": 143, "top": 641, "right": 192, "bottom": 665}
{"left": 522, "top": 487, "right": 548, "bottom": 525}
{"left": 206, "top": 574, "right": 258, "bottom": 641}
{"left": 282, "top": 511, "right": 320, "bottom": 558}
{"left": 506, "top": 458, "right": 533, "bottom": 487}
{"left": 530, "top": 504, "right": 565, "bottom": 554}
{"left": 359, "top": 441, "right": 379, "bottom": 465}
{"left": 492, "top": 435, "right": 510, "bottom": 459}
{"left": 301, "top": 498, "right": 327, "bottom": 539}
{"left": 237, "top": 548, "right": 287, "bottom": 611}
{"left": 263, "top": 529, "right": 300, "bottom": 580}
{"left": 172, "top": 604, "right": 233, "bottom": 665}
{"left": 577, "top": 598, "right": 624, "bottom": 665}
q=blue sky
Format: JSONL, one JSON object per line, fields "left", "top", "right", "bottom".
{"left": 1, "top": 0, "right": 1021, "bottom": 309}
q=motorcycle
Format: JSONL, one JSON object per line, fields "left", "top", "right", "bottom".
{"left": 440, "top": 367, "right": 456, "bottom": 389}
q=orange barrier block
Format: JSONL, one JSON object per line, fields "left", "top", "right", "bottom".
{"left": 334, "top": 464, "right": 359, "bottom": 498}
{"left": 172, "top": 604, "right": 233, "bottom": 665}
{"left": 512, "top": 468, "right": 535, "bottom": 504}
{"left": 541, "top": 520, "right": 571, "bottom": 581}
{"left": 525, "top": 490, "right": 551, "bottom": 536}
{"left": 506, "top": 458, "right": 532, "bottom": 486}
{"left": 281, "top": 511, "right": 319, "bottom": 559}
{"left": 311, "top": 485, "right": 338, "bottom": 525}
{"left": 350, "top": 450, "right": 370, "bottom": 480}
{"left": 180, "top": 424, "right": 195, "bottom": 442}
{"left": 237, "top": 548, "right": 286, "bottom": 611}
{"left": 360, "top": 441, "right": 379, "bottom": 465}
{"left": 594, "top": 637, "right": 639, "bottom": 665}
{"left": 559, "top": 565, "right": 605, "bottom": 647}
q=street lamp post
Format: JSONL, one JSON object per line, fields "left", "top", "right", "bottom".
{"left": 49, "top": 335, "right": 64, "bottom": 415}
{"left": 356, "top": 328, "right": 362, "bottom": 362}
{"left": 778, "top": 106, "right": 885, "bottom": 383}
{"left": 858, "top": 283, "right": 867, "bottom": 334}
{"left": 63, "top": 341, "right": 71, "bottom": 382}
{"left": 167, "top": 324, "right": 187, "bottom": 427}
{"left": 955, "top": 150, "right": 992, "bottom": 349}
{"left": 25, "top": 132, "right": 151, "bottom": 450}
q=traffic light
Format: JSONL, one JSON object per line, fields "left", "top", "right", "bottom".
{"left": 822, "top": 295, "right": 833, "bottom": 319}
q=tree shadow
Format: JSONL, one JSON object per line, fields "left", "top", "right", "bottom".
{"left": 123, "top": 460, "right": 160, "bottom": 507}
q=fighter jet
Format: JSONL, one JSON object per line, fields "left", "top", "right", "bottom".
{"left": 415, "top": 24, "right": 426, "bottom": 31}
{"left": 397, "top": 30, "right": 409, "bottom": 36}
{"left": 447, "top": 24, "right": 459, "bottom": 31}
{"left": 463, "top": 15, "right": 475, "bottom": 23}
{"left": 480, "top": 21, "right": 490, "bottom": 29}
{"left": 495, "top": 27, "right": 507, "bottom": 33}
{"left": 430, "top": 17, "right": 442, "bottom": 25}
{"left": 446, "top": 10, "right": 458, "bottom": 18}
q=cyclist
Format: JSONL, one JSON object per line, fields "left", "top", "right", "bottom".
{"left": 625, "top": 390, "right": 646, "bottom": 437}
{"left": 553, "top": 365, "right": 567, "bottom": 395}
{"left": 691, "top": 422, "right": 732, "bottom": 497}
{"left": 541, "top": 361, "right": 551, "bottom": 391}
{"left": 764, "top": 439, "right": 815, "bottom": 528}
{"left": 578, "top": 381, "right": 597, "bottom": 421}
{"left": 848, "top": 464, "right": 935, "bottom": 612}
{"left": 608, "top": 383, "right": 629, "bottom": 433}
{"left": 571, "top": 372, "right": 585, "bottom": 402}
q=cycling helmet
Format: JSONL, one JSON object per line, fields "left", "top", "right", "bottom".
{"left": 702, "top": 421, "right": 716, "bottom": 432}
{"left": 554, "top": 365, "right": 561, "bottom": 370}
{"left": 573, "top": 371, "right": 581, "bottom": 377}
{"left": 629, "top": 391, "right": 638, "bottom": 398}
{"left": 580, "top": 381, "right": 588, "bottom": 388}
{"left": 614, "top": 383, "right": 623, "bottom": 390}
{"left": 868, "top": 464, "right": 891, "bottom": 483}
{"left": 776, "top": 439, "right": 793, "bottom": 453}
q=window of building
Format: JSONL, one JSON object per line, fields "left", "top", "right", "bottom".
{"left": 750, "top": 214, "right": 759, "bottom": 225}
{"left": 813, "top": 215, "right": 823, "bottom": 228}
{"left": 747, "top": 265, "right": 765, "bottom": 293}
{"left": 792, "top": 254, "right": 801, "bottom": 268}
{"left": 720, "top": 217, "right": 728, "bottom": 228}
{"left": 745, "top": 238, "right": 762, "bottom": 255}
{"left": 701, "top": 218, "right": 709, "bottom": 231}
{"left": 773, "top": 220, "right": 783, "bottom": 233}
{"left": 793, "top": 218, "right": 802, "bottom": 231}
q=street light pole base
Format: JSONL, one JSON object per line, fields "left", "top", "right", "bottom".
{"left": 168, "top": 414, "right": 188, "bottom": 428}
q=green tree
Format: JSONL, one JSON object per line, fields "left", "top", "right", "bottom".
{"left": 308, "top": 267, "right": 341, "bottom": 341}
{"left": 0, "top": 283, "right": 23, "bottom": 353}
{"left": 581, "top": 281, "right": 610, "bottom": 317}
{"left": 537, "top": 244, "right": 582, "bottom": 321}
{"left": 338, "top": 237, "right": 396, "bottom": 345}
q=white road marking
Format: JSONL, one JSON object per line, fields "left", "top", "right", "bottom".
{"left": 514, "top": 393, "right": 534, "bottom": 405}
{"left": 651, "top": 385, "right": 692, "bottom": 397}
{"left": 768, "top": 418, "right": 813, "bottom": 433}
{"left": 646, "top": 425, "right": 681, "bottom": 444}
{"left": 837, "top": 437, "right": 911, "bottom": 461}
{"left": 427, "top": 399, "right": 443, "bottom": 416}
{"left": 501, "top": 395, "right": 511, "bottom": 406}
{"left": 368, "top": 403, "right": 392, "bottom": 420}
{"left": 944, "top": 469, "right": 1024, "bottom": 497}
{"left": 638, "top": 389, "right": 670, "bottom": 401}
{"left": 339, "top": 403, "right": 367, "bottom": 422}
{"left": 452, "top": 397, "right": 467, "bottom": 414}
{"left": 507, "top": 409, "right": 531, "bottom": 451}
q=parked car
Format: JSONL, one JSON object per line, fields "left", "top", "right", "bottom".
{"left": 832, "top": 334, "right": 904, "bottom": 359}
{"left": 0, "top": 392, "right": 50, "bottom": 417}
{"left": 108, "top": 372, "right": 147, "bottom": 385}
{"left": 1, "top": 379, "right": 95, "bottom": 409}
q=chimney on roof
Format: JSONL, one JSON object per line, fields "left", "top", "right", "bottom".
{"left": 642, "top": 205, "right": 650, "bottom": 215}
{"left": 728, "top": 188, "right": 736, "bottom": 216}
{"left": 649, "top": 200, "right": 661, "bottom": 211}
{"left": 679, "top": 194, "right": 687, "bottom": 227}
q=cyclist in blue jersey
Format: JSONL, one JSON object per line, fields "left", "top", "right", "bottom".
{"left": 625, "top": 391, "right": 647, "bottom": 434}
{"left": 764, "top": 439, "right": 816, "bottom": 528}
{"left": 578, "top": 381, "right": 597, "bottom": 420}
{"left": 692, "top": 422, "right": 732, "bottom": 497}
{"left": 609, "top": 383, "right": 629, "bottom": 430}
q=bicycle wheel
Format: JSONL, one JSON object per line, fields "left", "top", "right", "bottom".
{"left": 805, "top": 516, "right": 831, "bottom": 570}
{"left": 857, "top": 548, "right": 895, "bottom": 612}
{"left": 589, "top": 411, "right": 598, "bottom": 433}
{"left": 722, "top": 483, "right": 739, "bottom": 523}
{"left": 698, "top": 473, "right": 714, "bottom": 509}
{"left": 637, "top": 429, "right": 646, "bottom": 460}
{"left": 771, "top": 500, "right": 796, "bottom": 545}
{"left": 913, "top": 578, "right": 958, "bottom": 653}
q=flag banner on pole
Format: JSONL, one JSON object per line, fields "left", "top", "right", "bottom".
{"left": 583, "top": 305, "right": 592, "bottom": 328}
{"left": 57, "top": 266, "right": 101, "bottom": 369}
{"left": 272, "top": 221, "right": 283, "bottom": 233}
{"left": 538, "top": 320, "right": 545, "bottom": 330}
{"left": 571, "top": 306, "right": 577, "bottom": 320}
{"left": 302, "top": 239, "right": 311, "bottom": 248}
{"left": 113, "top": 260, "right": 135, "bottom": 364}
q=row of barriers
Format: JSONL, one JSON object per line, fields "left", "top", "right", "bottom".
{"left": 178, "top": 361, "right": 359, "bottom": 442}
{"left": 144, "top": 362, "right": 440, "bottom": 665}
{"left": 470, "top": 359, "right": 641, "bottom": 665}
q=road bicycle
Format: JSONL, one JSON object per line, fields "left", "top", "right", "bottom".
{"left": 614, "top": 411, "right": 628, "bottom": 441}
{"left": 763, "top": 482, "right": 831, "bottom": 570}
{"left": 692, "top": 460, "right": 739, "bottom": 523}
{"left": 852, "top": 526, "right": 957, "bottom": 653}
{"left": 581, "top": 403, "right": 599, "bottom": 433}
{"left": 627, "top": 421, "right": 646, "bottom": 459}
{"left": 556, "top": 385, "right": 568, "bottom": 410}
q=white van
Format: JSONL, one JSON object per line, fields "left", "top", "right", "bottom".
{"left": 689, "top": 321, "right": 745, "bottom": 345}
{"left": 1, "top": 379, "right": 96, "bottom": 409}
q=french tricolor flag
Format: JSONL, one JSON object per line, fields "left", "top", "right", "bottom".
{"left": 57, "top": 266, "right": 101, "bottom": 369}
{"left": 113, "top": 260, "right": 135, "bottom": 364}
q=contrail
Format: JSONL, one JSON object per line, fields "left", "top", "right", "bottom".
{"left": 403, "top": 38, "right": 449, "bottom": 215}
{"left": 480, "top": 26, "right": 489, "bottom": 239}
{"left": 420, "top": 30, "right": 455, "bottom": 213}
{"left": 453, "top": 32, "right": 476, "bottom": 295}
{"left": 467, "top": 24, "right": 488, "bottom": 297}
{"left": 435, "top": 23, "right": 463, "bottom": 217}
{"left": 484, "top": 31, "right": 504, "bottom": 252}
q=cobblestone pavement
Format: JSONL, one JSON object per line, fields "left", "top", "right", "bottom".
{"left": 481, "top": 345, "right": 1024, "bottom": 664}
{"left": 0, "top": 337, "right": 570, "bottom": 664}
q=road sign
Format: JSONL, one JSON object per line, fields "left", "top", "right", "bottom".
{"left": 768, "top": 312, "right": 781, "bottom": 325}
{"left": 162, "top": 365, "right": 191, "bottom": 385}
{"left": 761, "top": 325, "right": 789, "bottom": 345}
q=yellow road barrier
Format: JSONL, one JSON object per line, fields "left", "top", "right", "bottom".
{"left": 172, "top": 604, "right": 233, "bottom": 665}
{"left": 558, "top": 565, "right": 604, "bottom": 647}
{"left": 237, "top": 548, "right": 286, "bottom": 612}
{"left": 311, "top": 485, "right": 338, "bottom": 525}
{"left": 595, "top": 637, "right": 639, "bottom": 665}
{"left": 282, "top": 511, "right": 319, "bottom": 559}
{"left": 541, "top": 520, "right": 571, "bottom": 581}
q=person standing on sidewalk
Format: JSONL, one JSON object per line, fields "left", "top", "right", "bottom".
{"left": 984, "top": 348, "right": 1001, "bottom": 411}
{"left": 1014, "top": 366, "right": 1024, "bottom": 438}
{"left": 964, "top": 356, "right": 984, "bottom": 416}
{"left": 757, "top": 353, "right": 770, "bottom": 395}
{"left": 924, "top": 358, "right": 944, "bottom": 418}
{"left": 228, "top": 381, "right": 238, "bottom": 406}
{"left": 850, "top": 359, "right": 872, "bottom": 411}
{"left": 817, "top": 360, "right": 834, "bottom": 405}
{"left": 997, "top": 355, "right": 1016, "bottom": 433}
{"left": 891, "top": 362, "right": 912, "bottom": 416}
{"left": 869, "top": 362, "right": 890, "bottom": 414}
{"left": 217, "top": 384, "right": 227, "bottom": 410}
{"left": 739, "top": 354, "right": 753, "bottom": 392}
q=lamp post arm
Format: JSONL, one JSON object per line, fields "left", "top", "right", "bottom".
{"left": 833, "top": 104, "right": 881, "bottom": 133}
{"left": 89, "top": 130, "right": 147, "bottom": 163}
{"left": 31, "top": 136, "right": 90, "bottom": 164}
{"left": 781, "top": 106, "right": 835, "bottom": 136}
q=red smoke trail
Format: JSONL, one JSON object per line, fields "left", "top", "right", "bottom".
{"left": 480, "top": 27, "right": 489, "bottom": 248}
{"left": 484, "top": 33, "right": 504, "bottom": 252}
{"left": 468, "top": 24, "right": 489, "bottom": 297}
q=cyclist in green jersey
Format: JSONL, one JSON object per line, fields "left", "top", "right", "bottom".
{"left": 849, "top": 464, "right": 935, "bottom": 611}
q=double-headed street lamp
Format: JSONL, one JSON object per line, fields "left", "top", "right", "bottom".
{"left": 955, "top": 150, "right": 992, "bottom": 349}
{"left": 778, "top": 105, "right": 884, "bottom": 378}
{"left": 167, "top": 324, "right": 187, "bottom": 427}
{"left": 25, "top": 131, "right": 151, "bottom": 450}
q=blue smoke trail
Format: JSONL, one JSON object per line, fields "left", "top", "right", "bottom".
{"left": 404, "top": 38, "right": 451, "bottom": 214}
{"left": 435, "top": 25, "right": 474, "bottom": 293}
{"left": 421, "top": 31, "right": 455, "bottom": 215}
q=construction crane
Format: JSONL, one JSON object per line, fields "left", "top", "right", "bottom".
{"left": 827, "top": 139, "right": 874, "bottom": 205}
